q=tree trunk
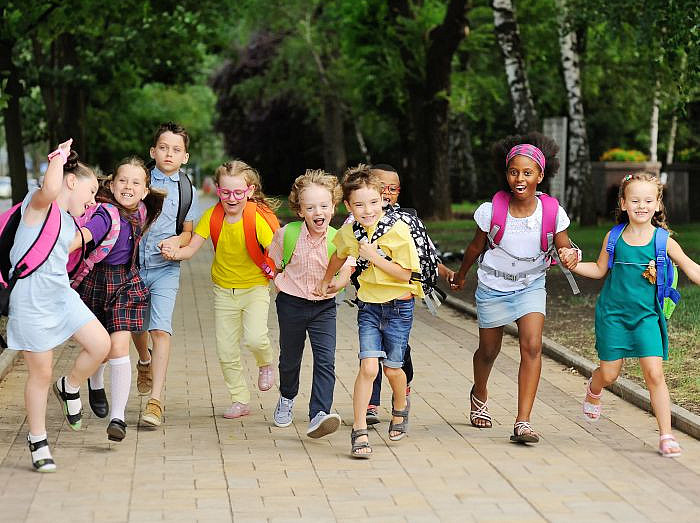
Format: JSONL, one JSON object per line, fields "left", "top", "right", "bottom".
{"left": 0, "top": 41, "right": 29, "bottom": 204}
{"left": 491, "top": 0, "right": 538, "bottom": 133}
{"left": 448, "top": 113, "right": 478, "bottom": 200}
{"left": 649, "top": 79, "right": 660, "bottom": 163}
{"left": 556, "top": 0, "right": 594, "bottom": 224}
{"left": 666, "top": 113, "right": 678, "bottom": 165}
{"left": 389, "top": 0, "right": 469, "bottom": 220}
{"left": 321, "top": 94, "right": 347, "bottom": 177}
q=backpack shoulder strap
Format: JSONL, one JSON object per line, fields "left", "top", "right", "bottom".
{"left": 654, "top": 227, "right": 670, "bottom": 305}
{"left": 606, "top": 223, "right": 627, "bottom": 269}
{"left": 176, "top": 172, "right": 193, "bottom": 235}
{"left": 326, "top": 226, "right": 337, "bottom": 259}
{"left": 281, "top": 221, "right": 303, "bottom": 270}
{"left": 242, "top": 200, "right": 277, "bottom": 279}
{"left": 538, "top": 192, "right": 559, "bottom": 253}
{"left": 489, "top": 191, "right": 510, "bottom": 246}
{"left": 12, "top": 201, "right": 62, "bottom": 280}
{"left": 137, "top": 201, "right": 147, "bottom": 226}
{"left": 210, "top": 202, "right": 225, "bottom": 251}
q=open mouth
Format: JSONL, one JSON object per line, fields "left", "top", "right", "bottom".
{"left": 120, "top": 192, "right": 134, "bottom": 199}
{"left": 513, "top": 184, "right": 527, "bottom": 194}
{"left": 313, "top": 218, "right": 325, "bottom": 227}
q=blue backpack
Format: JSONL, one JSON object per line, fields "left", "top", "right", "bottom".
{"left": 606, "top": 223, "right": 680, "bottom": 319}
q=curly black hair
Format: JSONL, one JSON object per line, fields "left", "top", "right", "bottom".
{"left": 491, "top": 132, "right": 561, "bottom": 181}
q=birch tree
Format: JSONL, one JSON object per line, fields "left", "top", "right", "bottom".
{"left": 491, "top": 0, "right": 538, "bottom": 133}
{"left": 556, "top": 0, "right": 595, "bottom": 224}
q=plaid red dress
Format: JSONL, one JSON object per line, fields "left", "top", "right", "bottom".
{"left": 77, "top": 218, "right": 149, "bottom": 333}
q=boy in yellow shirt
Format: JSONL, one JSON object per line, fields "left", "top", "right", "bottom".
{"left": 316, "top": 165, "right": 422, "bottom": 458}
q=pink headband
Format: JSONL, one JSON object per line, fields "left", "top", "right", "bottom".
{"left": 506, "top": 144, "right": 546, "bottom": 173}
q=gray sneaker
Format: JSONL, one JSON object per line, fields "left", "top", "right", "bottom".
{"left": 274, "top": 396, "right": 295, "bottom": 427}
{"left": 307, "top": 411, "right": 341, "bottom": 439}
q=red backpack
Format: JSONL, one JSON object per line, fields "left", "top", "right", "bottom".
{"left": 209, "top": 200, "right": 280, "bottom": 279}
{"left": 481, "top": 190, "right": 579, "bottom": 293}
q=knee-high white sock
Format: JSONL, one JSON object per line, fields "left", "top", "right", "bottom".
{"left": 108, "top": 356, "right": 131, "bottom": 421}
{"left": 89, "top": 363, "right": 106, "bottom": 389}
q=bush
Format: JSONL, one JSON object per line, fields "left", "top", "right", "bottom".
{"left": 599, "top": 148, "right": 648, "bottom": 162}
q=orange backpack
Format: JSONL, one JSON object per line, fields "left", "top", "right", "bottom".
{"left": 209, "top": 200, "right": 280, "bottom": 279}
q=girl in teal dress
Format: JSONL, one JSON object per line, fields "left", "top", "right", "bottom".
{"left": 560, "top": 172, "right": 700, "bottom": 458}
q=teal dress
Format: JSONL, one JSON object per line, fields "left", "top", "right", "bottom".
{"left": 595, "top": 230, "right": 668, "bottom": 361}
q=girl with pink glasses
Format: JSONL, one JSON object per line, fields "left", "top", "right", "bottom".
{"left": 161, "top": 160, "right": 280, "bottom": 419}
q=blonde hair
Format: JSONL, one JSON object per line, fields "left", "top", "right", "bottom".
{"left": 214, "top": 160, "right": 280, "bottom": 211}
{"left": 340, "top": 164, "right": 382, "bottom": 202}
{"left": 288, "top": 169, "right": 342, "bottom": 215}
{"left": 616, "top": 171, "right": 670, "bottom": 231}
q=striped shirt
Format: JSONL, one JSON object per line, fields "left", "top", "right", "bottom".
{"left": 269, "top": 222, "right": 354, "bottom": 300}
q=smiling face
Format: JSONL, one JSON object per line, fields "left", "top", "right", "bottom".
{"left": 374, "top": 169, "right": 400, "bottom": 207}
{"left": 620, "top": 180, "right": 660, "bottom": 225}
{"left": 150, "top": 131, "right": 189, "bottom": 176}
{"left": 216, "top": 174, "right": 253, "bottom": 218}
{"left": 298, "top": 184, "right": 334, "bottom": 237}
{"left": 345, "top": 185, "right": 383, "bottom": 228}
{"left": 67, "top": 173, "right": 99, "bottom": 217}
{"left": 506, "top": 155, "right": 543, "bottom": 200}
{"left": 110, "top": 164, "right": 148, "bottom": 210}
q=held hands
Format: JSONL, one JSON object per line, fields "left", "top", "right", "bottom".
{"left": 159, "top": 237, "right": 181, "bottom": 260}
{"left": 313, "top": 279, "right": 332, "bottom": 298}
{"left": 438, "top": 264, "right": 455, "bottom": 286}
{"left": 449, "top": 270, "right": 466, "bottom": 291}
{"left": 557, "top": 247, "right": 580, "bottom": 270}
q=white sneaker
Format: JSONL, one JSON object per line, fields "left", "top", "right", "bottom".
{"left": 307, "top": 411, "right": 341, "bottom": 439}
{"left": 274, "top": 396, "right": 295, "bottom": 427}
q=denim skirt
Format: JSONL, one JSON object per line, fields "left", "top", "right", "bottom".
{"left": 475, "top": 276, "right": 546, "bottom": 328}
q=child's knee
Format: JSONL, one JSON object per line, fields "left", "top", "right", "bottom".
{"left": 519, "top": 338, "right": 542, "bottom": 359}
{"left": 29, "top": 364, "right": 53, "bottom": 385}
{"left": 598, "top": 366, "right": 620, "bottom": 384}
{"left": 150, "top": 330, "right": 170, "bottom": 345}
{"left": 643, "top": 367, "right": 665, "bottom": 388}
{"left": 359, "top": 359, "right": 379, "bottom": 378}
{"left": 383, "top": 366, "right": 401, "bottom": 378}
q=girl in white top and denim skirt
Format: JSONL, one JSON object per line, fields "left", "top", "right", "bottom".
{"left": 451, "top": 132, "right": 579, "bottom": 444}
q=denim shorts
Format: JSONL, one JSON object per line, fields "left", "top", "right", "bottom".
{"left": 357, "top": 298, "right": 414, "bottom": 368}
{"left": 139, "top": 263, "right": 181, "bottom": 334}
{"left": 475, "top": 276, "right": 546, "bottom": 329}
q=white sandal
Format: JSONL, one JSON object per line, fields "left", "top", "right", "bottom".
{"left": 469, "top": 386, "right": 492, "bottom": 428}
{"left": 658, "top": 434, "right": 681, "bottom": 458}
{"left": 510, "top": 421, "right": 539, "bottom": 443}
{"left": 583, "top": 377, "right": 603, "bottom": 422}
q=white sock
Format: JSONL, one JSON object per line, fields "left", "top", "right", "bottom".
{"left": 138, "top": 358, "right": 151, "bottom": 365}
{"left": 89, "top": 363, "right": 106, "bottom": 389}
{"left": 28, "top": 432, "right": 53, "bottom": 463}
{"left": 109, "top": 356, "right": 131, "bottom": 421}
{"left": 58, "top": 376, "right": 81, "bottom": 417}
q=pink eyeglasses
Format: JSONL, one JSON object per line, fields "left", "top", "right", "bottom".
{"left": 216, "top": 186, "right": 253, "bottom": 201}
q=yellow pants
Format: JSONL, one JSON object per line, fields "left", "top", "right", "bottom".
{"left": 212, "top": 284, "right": 273, "bottom": 404}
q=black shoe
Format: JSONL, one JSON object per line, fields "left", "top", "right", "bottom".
{"left": 366, "top": 406, "right": 380, "bottom": 426}
{"left": 88, "top": 378, "right": 109, "bottom": 418}
{"left": 107, "top": 418, "right": 127, "bottom": 442}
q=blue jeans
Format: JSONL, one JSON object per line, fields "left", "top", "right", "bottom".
{"left": 276, "top": 292, "right": 337, "bottom": 419}
{"left": 357, "top": 298, "right": 414, "bottom": 368}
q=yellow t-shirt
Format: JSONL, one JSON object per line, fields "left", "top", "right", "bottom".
{"left": 194, "top": 204, "right": 274, "bottom": 288}
{"left": 334, "top": 217, "right": 423, "bottom": 303}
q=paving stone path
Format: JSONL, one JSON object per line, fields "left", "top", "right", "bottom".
{"left": 1, "top": 242, "right": 699, "bottom": 522}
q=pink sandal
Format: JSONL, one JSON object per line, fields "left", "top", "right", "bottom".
{"left": 583, "top": 377, "right": 602, "bottom": 422}
{"left": 258, "top": 365, "right": 274, "bottom": 391}
{"left": 223, "top": 402, "right": 250, "bottom": 419}
{"left": 658, "top": 434, "right": 681, "bottom": 458}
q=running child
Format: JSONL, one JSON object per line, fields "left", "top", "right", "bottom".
{"left": 365, "top": 164, "right": 454, "bottom": 425}
{"left": 131, "top": 122, "right": 198, "bottom": 427}
{"left": 559, "top": 172, "right": 700, "bottom": 457}
{"left": 315, "top": 165, "right": 422, "bottom": 458}
{"left": 4, "top": 139, "right": 110, "bottom": 471}
{"left": 69, "top": 157, "right": 165, "bottom": 442}
{"left": 450, "top": 132, "right": 577, "bottom": 443}
{"left": 161, "top": 160, "right": 278, "bottom": 419}
{"left": 268, "top": 170, "right": 353, "bottom": 438}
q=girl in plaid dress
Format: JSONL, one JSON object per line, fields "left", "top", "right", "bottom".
{"left": 70, "top": 157, "right": 165, "bottom": 442}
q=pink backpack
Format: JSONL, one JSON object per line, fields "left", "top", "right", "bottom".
{"left": 67, "top": 202, "right": 146, "bottom": 288}
{"left": 482, "top": 190, "right": 579, "bottom": 293}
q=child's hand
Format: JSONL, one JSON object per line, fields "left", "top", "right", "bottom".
{"left": 558, "top": 247, "right": 579, "bottom": 270}
{"left": 449, "top": 271, "right": 466, "bottom": 290}
{"left": 438, "top": 264, "right": 455, "bottom": 286}
{"left": 159, "top": 236, "right": 180, "bottom": 257}
{"left": 358, "top": 240, "right": 381, "bottom": 263}
{"left": 313, "top": 279, "right": 331, "bottom": 298}
{"left": 325, "top": 279, "right": 344, "bottom": 295}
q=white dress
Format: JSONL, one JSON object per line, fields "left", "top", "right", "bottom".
{"left": 6, "top": 190, "right": 96, "bottom": 352}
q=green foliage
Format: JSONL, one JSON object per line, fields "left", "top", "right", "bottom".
{"left": 599, "top": 148, "right": 649, "bottom": 162}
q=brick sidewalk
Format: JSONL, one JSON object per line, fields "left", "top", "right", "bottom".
{"left": 1, "top": 242, "right": 699, "bottom": 522}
